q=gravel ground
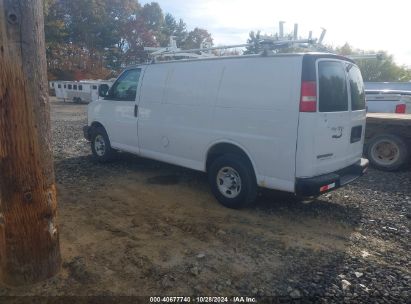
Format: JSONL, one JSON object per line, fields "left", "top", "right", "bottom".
{"left": 0, "top": 100, "right": 410, "bottom": 303}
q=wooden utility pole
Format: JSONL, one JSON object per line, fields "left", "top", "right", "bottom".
{"left": 0, "top": 0, "right": 61, "bottom": 285}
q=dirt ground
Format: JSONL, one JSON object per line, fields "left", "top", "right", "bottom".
{"left": 0, "top": 100, "right": 410, "bottom": 302}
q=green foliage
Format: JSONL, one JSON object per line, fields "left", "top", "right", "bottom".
{"left": 43, "top": 0, "right": 55, "bottom": 16}
{"left": 44, "top": 0, "right": 68, "bottom": 45}
{"left": 244, "top": 31, "right": 262, "bottom": 55}
{"left": 141, "top": 2, "right": 164, "bottom": 32}
{"left": 160, "top": 13, "right": 177, "bottom": 46}
{"left": 334, "top": 43, "right": 411, "bottom": 82}
{"left": 174, "top": 19, "right": 188, "bottom": 47}
{"left": 44, "top": 0, "right": 209, "bottom": 79}
{"left": 335, "top": 43, "right": 353, "bottom": 56}
{"left": 243, "top": 33, "right": 411, "bottom": 82}
{"left": 356, "top": 53, "right": 411, "bottom": 82}
{"left": 181, "top": 28, "right": 213, "bottom": 50}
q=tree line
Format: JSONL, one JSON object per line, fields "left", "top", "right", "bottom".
{"left": 44, "top": 0, "right": 410, "bottom": 82}
{"left": 335, "top": 43, "right": 411, "bottom": 82}
{"left": 245, "top": 31, "right": 411, "bottom": 82}
{"left": 44, "top": 0, "right": 213, "bottom": 80}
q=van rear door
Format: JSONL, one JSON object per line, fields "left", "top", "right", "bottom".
{"left": 346, "top": 63, "right": 367, "bottom": 166}
{"left": 296, "top": 55, "right": 365, "bottom": 178}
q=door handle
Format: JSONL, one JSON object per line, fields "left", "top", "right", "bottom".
{"left": 331, "top": 126, "right": 343, "bottom": 139}
{"left": 134, "top": 104, "right": 138, "bottom": 117}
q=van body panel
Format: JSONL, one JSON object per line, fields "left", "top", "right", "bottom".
{"left": 212, "top": 56, "right": 302, "bottom": 191}
{"left": 138, "top": 64, "right": 170, "bottom": 155}
{"left": 138, "top": 60, "right": 223, "bottom": 169}
{"left": 138, "top": 56, "right": 302, "bottom": 191}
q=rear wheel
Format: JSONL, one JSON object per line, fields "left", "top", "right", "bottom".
{"left": 367, "top": 134, "right": 409, "bottom": 171}
{"left": 90, "top": 127, "right": 115, "bottom": 162}
{"left": 208, "top": 154, "right": 257, "bottom": 209}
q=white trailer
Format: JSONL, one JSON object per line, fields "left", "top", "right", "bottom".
{"left": 51, "top": 80, "right": 113, "bottom": 103}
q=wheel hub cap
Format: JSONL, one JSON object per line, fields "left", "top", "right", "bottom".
{"left": 371, "top": 140, "right": 399, "bottom": 165}
{"left": 94, "top": 135, "right": 106, "bottom": 157}
{"left": 216, "top": 167, "right": 242, "bottom": 198}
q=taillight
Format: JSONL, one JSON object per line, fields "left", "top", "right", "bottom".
{"left": 395, "top": 104, "right": 406, "bottom": 114}
{"left": 300, "top": 81, "right": 317, "bottom": 112}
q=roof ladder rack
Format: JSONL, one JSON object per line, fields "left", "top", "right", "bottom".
{"left": 144, "top": 23, "right": 384, "bottom": 62}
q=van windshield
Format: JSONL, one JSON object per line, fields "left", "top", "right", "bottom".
{"left": 348, "top": 65, "right": 366, "bottom": 110}
{"left": 318, "top": 61, "right": 348, "bottom": 112}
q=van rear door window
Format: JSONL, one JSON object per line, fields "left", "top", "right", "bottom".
{"left": 318, "top": 61, "right": 348, "bottom": 112}
{"left": 348, "top": 65, "right": 365, "bottom": 110}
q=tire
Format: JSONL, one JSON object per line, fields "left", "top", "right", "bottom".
{"left": 366, "top": 134, "right": 409, "bottom": 171}
{"left": 208, "top": 154, "right": 258, "bottom": 209}
{"left": 90, "top": 127, "right": 115, "bottom": 162}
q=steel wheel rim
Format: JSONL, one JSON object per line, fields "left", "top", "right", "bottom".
{"left": 94, "top": 135, "right": 106, "bottom": 157}
{"left": 216, "top": 166, "right": 242, "bottom": 198}
{"left": 371, "top": 140, "right": 400, "bottom": 166}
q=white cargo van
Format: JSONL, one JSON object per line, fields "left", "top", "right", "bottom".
{"left": 84, "top": 53, "right": 368, "bottom": 208}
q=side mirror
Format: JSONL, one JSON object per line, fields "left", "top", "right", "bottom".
{"left": 98, "top": 84, "right": 110, "bottom": 98}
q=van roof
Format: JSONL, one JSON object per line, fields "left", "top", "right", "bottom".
{"left": 127, "top": 52, "right": 354, "bottom": 69}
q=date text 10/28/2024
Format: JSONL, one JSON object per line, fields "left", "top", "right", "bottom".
{"left": 150, "top": 297, "right": 257, "bottom": 303}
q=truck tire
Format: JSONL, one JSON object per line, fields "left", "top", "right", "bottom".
{"left": 366, "top": 134, "right": 409, "bottom": 171}
{"left": 90, "top": 127, "right": 115, "bottom": 162}
{"left": 208, "top": 154, "right": 258, "bottom": 209}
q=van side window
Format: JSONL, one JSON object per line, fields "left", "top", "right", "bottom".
{"left": 73, "top": 85, "right": 78, "bottom": 90}
{"left": 58, "top": 84, "right": 61, "bottom": 88}
{"left": 92, "top": 85, "right": 98, "bottom": 90}
{"left": 68, "top": 84, "right": 72, "bottom": 90}
{"left": 64, "top": 85, "right": 66, "bottom": 89}
{"left": 318, "top": 61, "right": 348, "bottom": 112}
{"left": 108, "top": 68, "right": 141, "bottom": 101}
{"left": 348, "top": 65, "right": 365, "bottom": 110}
{"left": 79, "top": 85, "right": 83, "bottom": 91}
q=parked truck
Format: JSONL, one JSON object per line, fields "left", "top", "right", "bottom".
{"left": 366, "top": 90, "right": 411, "bottom": 114}
{"left": 365, "top": 113, "right": 411, "bottom": 171}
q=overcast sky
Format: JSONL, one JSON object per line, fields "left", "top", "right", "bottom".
{"left": 140, "top": 0, "right": 410, "bottom": 66}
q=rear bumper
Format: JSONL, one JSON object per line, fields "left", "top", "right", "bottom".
{"left": 295, "top": 158, "right": 369, "bottom": 197}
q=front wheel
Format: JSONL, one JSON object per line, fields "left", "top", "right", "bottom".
{"left": 367, "top": 134, "right": 409, "bottom": 171}
{"left": 208, "top": 154, "right": 258, "bottom": 209}
{"left": 90, "top": 127, "right": 115, "bottom": 162}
